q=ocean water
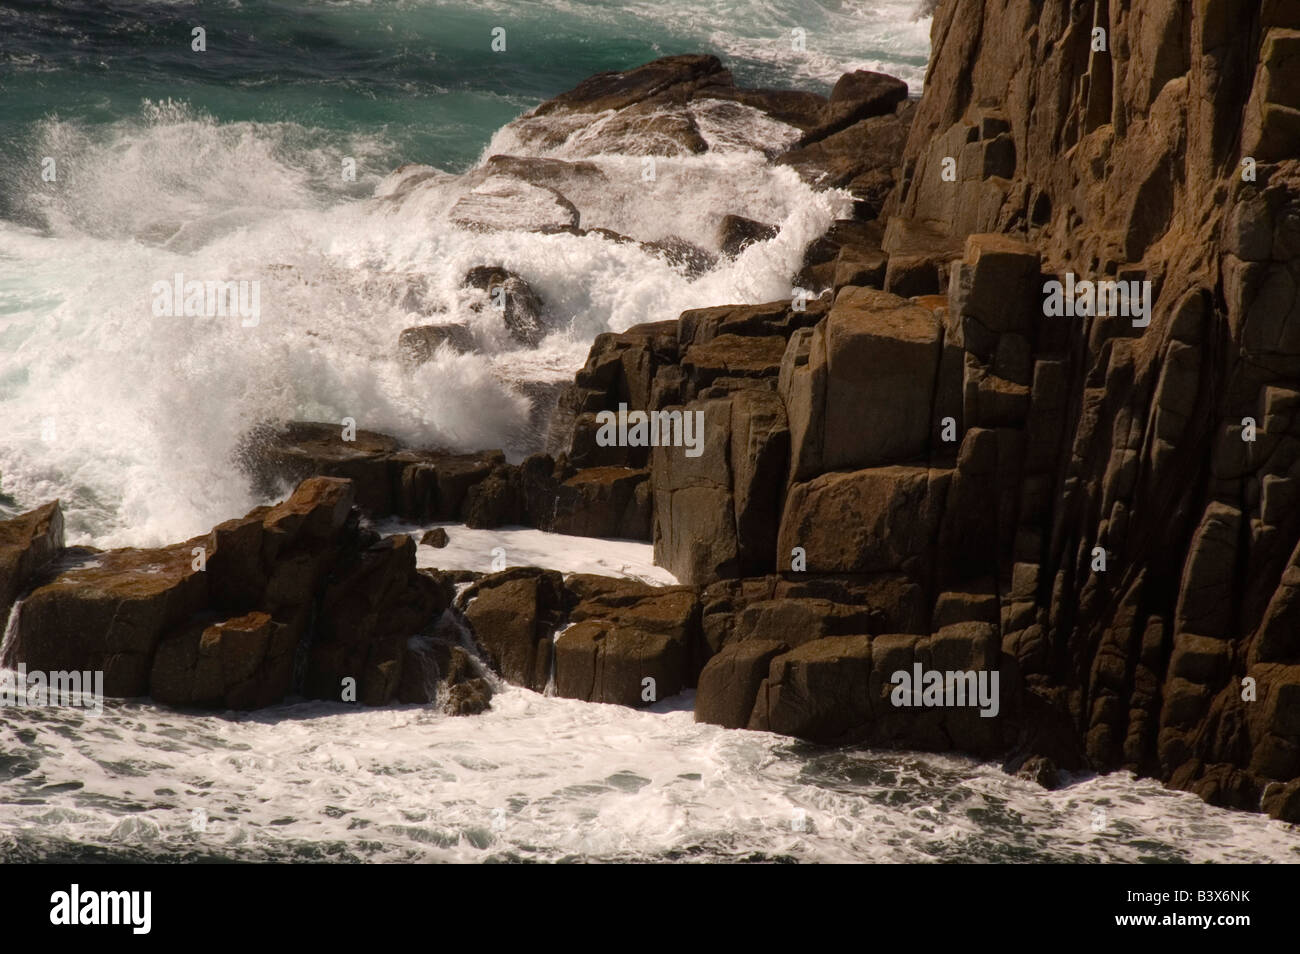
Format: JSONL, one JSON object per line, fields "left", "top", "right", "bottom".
{"left": 2, "top": 0, "right": 1297, "bottom": 864}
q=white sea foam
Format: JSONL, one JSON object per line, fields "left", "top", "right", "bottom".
{"left": 382, "top": 519, "right": 678, "bottom": 585}
{"left": 1, "top": 686, "right": 1296, "bottom": 864}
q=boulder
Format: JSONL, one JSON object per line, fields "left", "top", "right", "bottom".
{"left": 306, "top": 527, "right": 447, "bottom": 705}
{"left": 551, "top": 467, "right": 651, "bottom": 540}
{"left": 150, "top": 611, "right": 294, "bottom": 710}
{"left": 10, "top": 478, "right": 354, "bottom": 699}
{"left": 678, "top": 299, "right": 829, "bottom": 349}
{"left": 481, "top": 154, "right": 608, "bottom": 192}
{"left": 459, "top": 568, "right": 566, "bottom": 692}
{"left": 778, "top": 466, "right": 951, "bottom": 577}
{"left": 0, "top": 500, "right": 64, "bottom": 627}
{"left": 784, "top": 287, "right": 943, "bottom": 477}
{"left": 12, "top": 540, "right": 211, "bottom": 697}
{"left": 242, "top": 421, "right": 508, "bottom": 523}
{"left": 641, "top": 237, "right": 718, "bottom": 277}
{"left": 719, "top": 214, "right": 779, "bottom": 256}
{"left": 529, "top": 54, "right": 728, "bottom": 117}
{"left": 556, "top": 577, "right": 701, "bottom": 706}
{"left": 651, "top": 398, "right": 739, "bottom": 584}
{"left": 801, "top": 70, "right": 909, "bottom": 144}
{"left": 420, "top": 528, "right": 450, "bottom": 549}
{"left": 398, "top": 324, "right": 475, "bottom": 364}
{"left": 464, "top": 266, "right": 546, "bottom": 346}
{"left": 695, "top": 638, "right": 788, "bottom": 728}
{"left": 778, "top": 107, "right": 913, "bottom": 189}
{"left": 449, "top": 176, "right": 580, "bottom": 234}
{"left": 747, "top": 635, "right": 874, "bottom": 743}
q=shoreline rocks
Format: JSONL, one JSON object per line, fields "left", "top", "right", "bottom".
{"left": 4, "top": 13, "right": 1300, "bottom": 832}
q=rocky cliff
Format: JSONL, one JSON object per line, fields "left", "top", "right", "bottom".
{"left": 875, "top": 0, "right": 1300, "bottom": 818}
{"left": 543, "top": 1, "right": 1300, "bottom": 821}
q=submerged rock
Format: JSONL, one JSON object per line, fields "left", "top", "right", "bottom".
{"left": 719, "top": 214, "right": 778, "bottom": 257}
{"left": 398, "top": 323, "right": 475, "bottom": 364}
{"left": 463, "top": 266, "right": 546, "bottom": 346}
{"left": 420, "top": 528, "right": 449, "bottom": 549}
{"left": 641, "top": 236, "right": 717, "bottom": 277}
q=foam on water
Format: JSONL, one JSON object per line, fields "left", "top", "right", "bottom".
{"left": 2, "top": 685, "right": 1297, "bottom": 864}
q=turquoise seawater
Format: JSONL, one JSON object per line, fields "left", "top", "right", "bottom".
{"left": 0, "top": 0, "right": 934, "bottom": 194}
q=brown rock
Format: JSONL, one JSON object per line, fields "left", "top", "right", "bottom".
{"left": 695, "top": 638, "right": 788, "bottom": 728}
{"left": 651, "top": 398, "right": 739, "bottom": 584}
{"left": 464, "top": 266, "right": 546, "bottom": 346}
{"left": 420, "top": 528, "right": 450, "bottom": 548}
{"left": 778, "top": 466, "right": 951, "bottom": 576}
{"left": 0, "top": 500, "right": 64, "bottom": 628}
{"left": 551, "top": 467, "right": 651, "bottom": 540}
{"left": 398, "top": 323, "right": 475, "bottom": 364}
{"left": 150, "top": 611, "right": 293, "bottom": 710}
{"left": 748, "top": 635, "right": 874, "bottom": 743}
{"left": 460, "top": 567, "right": 565, "bottom": 692}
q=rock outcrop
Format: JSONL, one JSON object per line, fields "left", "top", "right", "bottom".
{"left": 0, "top": 479, "right": 488, "bottom": 713}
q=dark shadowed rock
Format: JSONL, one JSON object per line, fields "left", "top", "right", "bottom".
{"left": 695, "top": 638, "right": 788, "bottom": 728}
{"left": 554, "top": 576, "right": 701, "bottom": 706}
{"left": 151, "top": 611, "right": 294, "bottom": 710}
{"left": 420, "top": 528, "right": 450, "bottom": 549}
{"left": 719, "top": 215, "right": 778, "bottom": 257}
{"left": 464, "top": 266, "right": 546, "bottom": 346}
{"left": 530, "top": 54, "right": 729, "bottom": 117}
{"left": 778, "top": 105, "right": 914, "bottom": 190}
{"left": 459, "top": 567, "right": 566, "bottom": 692}
{"left": 0, "top": 500, "right": 64, "bottom": 627}
{"left": 800, "top": 71, "right": 909, "bottom": 145}
{"left": 748, "top": 635, "right": 874, "bottom": 743}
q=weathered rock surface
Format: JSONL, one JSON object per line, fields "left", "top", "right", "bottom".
{"left": 0, "top": 500, "right": 64, "bottom": 625}
{"left": 398, "top": 323, "right": 475, "bottom": 363}
{"left": 1, "top": 478, "right": 483, "bottom": 712}
{"left": 455, "top": 569, "right": 702, "bottom": 707}
{"left": 449, "top": 176, "right": 580, "bottom": 233}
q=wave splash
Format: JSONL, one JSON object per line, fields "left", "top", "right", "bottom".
{"left": 0, "top": 98, "right": 849, "bottom": 547}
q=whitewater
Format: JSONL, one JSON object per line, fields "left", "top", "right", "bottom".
{"left": 1, "top": 0, "right": 1297, "bottom": 863}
